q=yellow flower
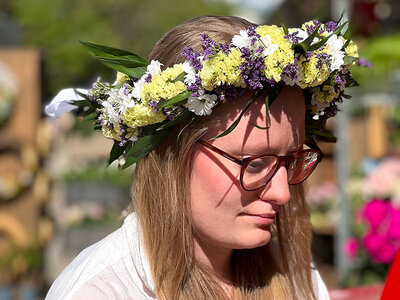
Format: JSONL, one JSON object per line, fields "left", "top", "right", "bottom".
{"left": 345, "top": 40, "right": 359, "bottom": 58}
{"left": 299, "top": 49, "right": 331, "bottom": 88}
{"left": 116, "top": 72, "right": 130, "bottom": 85}
{"left": 200, "top": 49, "right": 244, "bottom": 91}
{"left": 141, "top": 64, "right": 186, "bottom": 105}
{"left": 256, "top": 25, "right": 294, "bottom": 82}
{"left": 101, "top": 123, "right": 124, "bottom": 141}
{"left": 122, "top": 103, "right": 166, "bottom": 128}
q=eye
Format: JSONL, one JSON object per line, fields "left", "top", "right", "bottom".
{"left": 246, "top": 157, "right": 276, "bottom": 174}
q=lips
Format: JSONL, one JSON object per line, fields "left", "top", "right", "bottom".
{"left": 241, "top": 212, "right": 276, "bottom": 225}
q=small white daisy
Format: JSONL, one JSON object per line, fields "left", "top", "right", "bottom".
{"left": 187, "top": 91, "right": 218, "bottom": 116}
{"left": 326, "top": 34, "right": 345, "bottom": 71}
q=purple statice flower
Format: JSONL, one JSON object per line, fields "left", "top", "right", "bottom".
{"left": 200, "top": 33, "right": 230, "bottom": 58}
{"left": 148, "top": 100, "right": 159, "bottom": 113}
{"left": 285, "top": 31, "right": 302, "bottom": 44}
{"left": 334, "top": 71, "right": 347, "bottom": 93}
{"left": 145, "top": 74, "right": 152, "bottom": 83}
{"left": 163, "top": 107, "right": 174, "bottom": 121}
{"left": 357, "top": 58, "right": 372, "bottom": 68}
{"left": 239, "top": 47, "right": 267, "bottom": 90}
{"left": 305, "top": 20, "right": 322, "bottom": 35}
{"left": 186, "top": 76, "right": 202, "bottom": 93}
{"left": 88, "top": 79, "right": 111, "bottom": 104}
{"left": 316, "top": 52, "right": 332, "bottom": 70}
{"left": 325, "top": 21, "right": 339, "bottom": 33}
{"left": 282, "top": 56, "right": 301, "bottom": 84}
{"left": 246, "top": 26, "right": 261, "bottom": 46}
{"left": 181, "top": 47, "right": 203, "bottom": 71}
{"left": 304, "top": 51, "right": 313, "bottom": 63}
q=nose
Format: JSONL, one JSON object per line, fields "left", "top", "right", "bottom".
{"left": 256, "top": 165, "right": 291, "bottom": 206}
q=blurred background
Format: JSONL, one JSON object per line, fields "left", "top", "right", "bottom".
{"left": 0, "top": 0, "right": 399, "bottom": 299}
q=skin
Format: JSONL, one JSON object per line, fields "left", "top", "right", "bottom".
{"left": 189, "top": 86, "right": 306, "bottom": 279}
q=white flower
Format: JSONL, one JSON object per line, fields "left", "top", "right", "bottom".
{"left": 258, "top": 35, "right": 278, "bottom": 57}
{"left": 290, "top": 29, "right": 318, "bottom": 45}
{"left": 232, "top": 30, "right": 252, "bottom": 48}
{"left": 326, "top": 34, "right": 345, "bottom": 71}
{"left": 131, "top": 78, "right": 145, "bottom": 100}
{"left": 45, "top": 88, "right": 88, "bottom": 118}
{"left": 107, "top": 85, "right": 135, "bottom": 114}
{"left": 187, "top": 91, "right": 218, "bottom": 116}
{"left": 102, "top": 100, "right": 119, "bottom": 124}
{"left": 146, "top": 60, "right": 162, "bottom": 76}
{"left": 182, "top": 61, "right": 197, "bottom": 85}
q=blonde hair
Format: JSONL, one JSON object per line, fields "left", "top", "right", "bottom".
{"left": 132, "top": 15, "right": 316, "bottom": 300}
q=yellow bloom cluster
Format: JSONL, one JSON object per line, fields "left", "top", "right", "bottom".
{"left": 122, "top": 103, "right": 166, "bottom": 128}
{"left": 311, "top": 85, "right": 340, "bottom": 108}
{"left": 200, "top": 49, "right": 245, "bottom": 91}
{"left": 141, "top": 64, "right": 186, "bottom": 105}
{"left": 256, "top": 25, "right": 294, "bottom": 82}
{"left": 299, "top": 49, "right": 331, "bottom": 88}
{"left": 345, "top": 40, "right": 359, "bottom": 58}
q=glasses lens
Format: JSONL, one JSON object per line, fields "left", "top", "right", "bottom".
{"left": 287, "top": 150, "right": 320, "bottom": 184}
{"left": 242, "top": 156, "right": 279, "bottom": 190}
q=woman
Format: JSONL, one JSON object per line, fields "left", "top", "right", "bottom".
{"left": 46, "top": 15, "right": 358, "bottom": 299}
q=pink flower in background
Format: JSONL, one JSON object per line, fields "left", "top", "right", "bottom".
{"left": 371, "top": 242, "right": 397, "bottom": 264}
{"left": 344, "top": 237, "right": 359, "bottom": 261}
{"left": 363, "top": 231, "right": 387, "bottom": 254}
{"left": 360, "top": 198, "right": 391, "bottom": 228}
{"left": 387, "top": 209, "right": 400, "bottom": 239}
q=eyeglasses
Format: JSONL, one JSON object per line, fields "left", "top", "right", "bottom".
{"left": 197, "top": 139, "right": 322, "bottom": 191}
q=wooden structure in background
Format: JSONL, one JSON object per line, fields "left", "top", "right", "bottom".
{"left": 0, "top": 48, "right": 51, "bottom": 287}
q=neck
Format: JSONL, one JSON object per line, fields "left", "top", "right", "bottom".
{"left": 193, "top": 235, "right": 233, "bottom": 281}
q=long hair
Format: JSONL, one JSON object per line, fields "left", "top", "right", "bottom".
{"left": 131, "top": 15, "right": 316, "bottom": 299}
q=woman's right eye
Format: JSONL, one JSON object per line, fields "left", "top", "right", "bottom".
{"left": 248, "top": 159, "right": 268, "bottom": 172}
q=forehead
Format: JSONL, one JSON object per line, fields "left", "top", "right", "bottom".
{"left": 203, "top": 86, "right": 306, "bottom": 154}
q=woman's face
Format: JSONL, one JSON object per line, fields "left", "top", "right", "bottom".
{"left": 190, "top": 86, "right": 305, "bottom": 254}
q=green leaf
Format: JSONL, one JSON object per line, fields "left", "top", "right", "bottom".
{"left": 122, "top": 125, "right": 172, "bottom": 168}
{"left": 97, "top": 59, "right": 147, "bottom": 78}
{"left": 79, "top": 41, "right": 149, "bottom": 66}
{"left": 344, "top": 56, "right": 358, "bottom": 65}
{"left": 292, "top": 24, "right": 321, "bottom": 54}
{"left": 177, "top": 116, "right": 196, "bottom": 141}
{"left": 171, "top": 72, "right": 186, "bottom": 83}
{"left": 308, "top": 22, "right": 349, "bottom": 52}
{"left": 108, "top": 140, "right": 129, "bottom": 166}
{"left": 159, "top": 91, "right": 191, "bottom": 108}
{"left": 156, "top": 110, "right": 192, "bottom": 131}
{"left": 211, "top": 89, "right": 261, "bottom": 140}
{"left": 281, "top": 23, "right": 289, "bottom": 35}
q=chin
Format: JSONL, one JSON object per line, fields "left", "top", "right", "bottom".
{"left": 235, "top": 230, "right": 271, "bottom": 249}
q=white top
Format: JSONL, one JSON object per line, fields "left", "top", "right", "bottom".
{"left": 46, "top": 214, "right": 330, "bottom": 299}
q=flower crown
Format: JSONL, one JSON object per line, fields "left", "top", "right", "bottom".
{"left": 46, "top": 19, "right": 360, "bottom": 168}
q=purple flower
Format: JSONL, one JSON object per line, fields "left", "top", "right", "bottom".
{"left": 145, "top": 74, "right": 152, "bottom": 83}
{"left": 285, "top": 31, "right": 302, "bottom": 44}
{"left": 239, "top": 47, "right": 267, "bottom": 90}
{"left": 357, "top": 58, "right": 372, "bottom": 68}
{"left": 325, "top": 21, "right": 339, "bottom": 33}
{"left": 181, "top": 47, "right": 203, "bottom": 71}
{"left": 148, "top": 100, "right": 159, "bottom": 113}
{"left": 305, "top": 20, "right": 322, "bottom": 35}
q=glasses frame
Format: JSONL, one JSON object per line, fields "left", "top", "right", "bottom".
{"left": 197, "top": 139, "right": 322, "bottom": 191}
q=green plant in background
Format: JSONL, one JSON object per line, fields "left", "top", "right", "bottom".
{"left": 61, "top": 161, "right": 132, "bottom": 188}
{"left": 352, "top": 33, "right": 400, "bottom": 93}
{"left": 11, "top": 0, "right": 231, "bottom": 95}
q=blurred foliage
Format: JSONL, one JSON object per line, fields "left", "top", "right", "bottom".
{"left": 11, "top": 0, "right": 231, "bottom": 95}
{"left": 352, "top": 33, "right": 400, "bottom": 93}
{"left": 61, "top": 161, "right": 132, "bottom": 188}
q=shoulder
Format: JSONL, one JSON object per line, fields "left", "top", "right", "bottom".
{"left": 45, "top": 214, "right": 156, "bottom": 300}
{"left": 311, "top": 264, "right": 330, "bottom": 300}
